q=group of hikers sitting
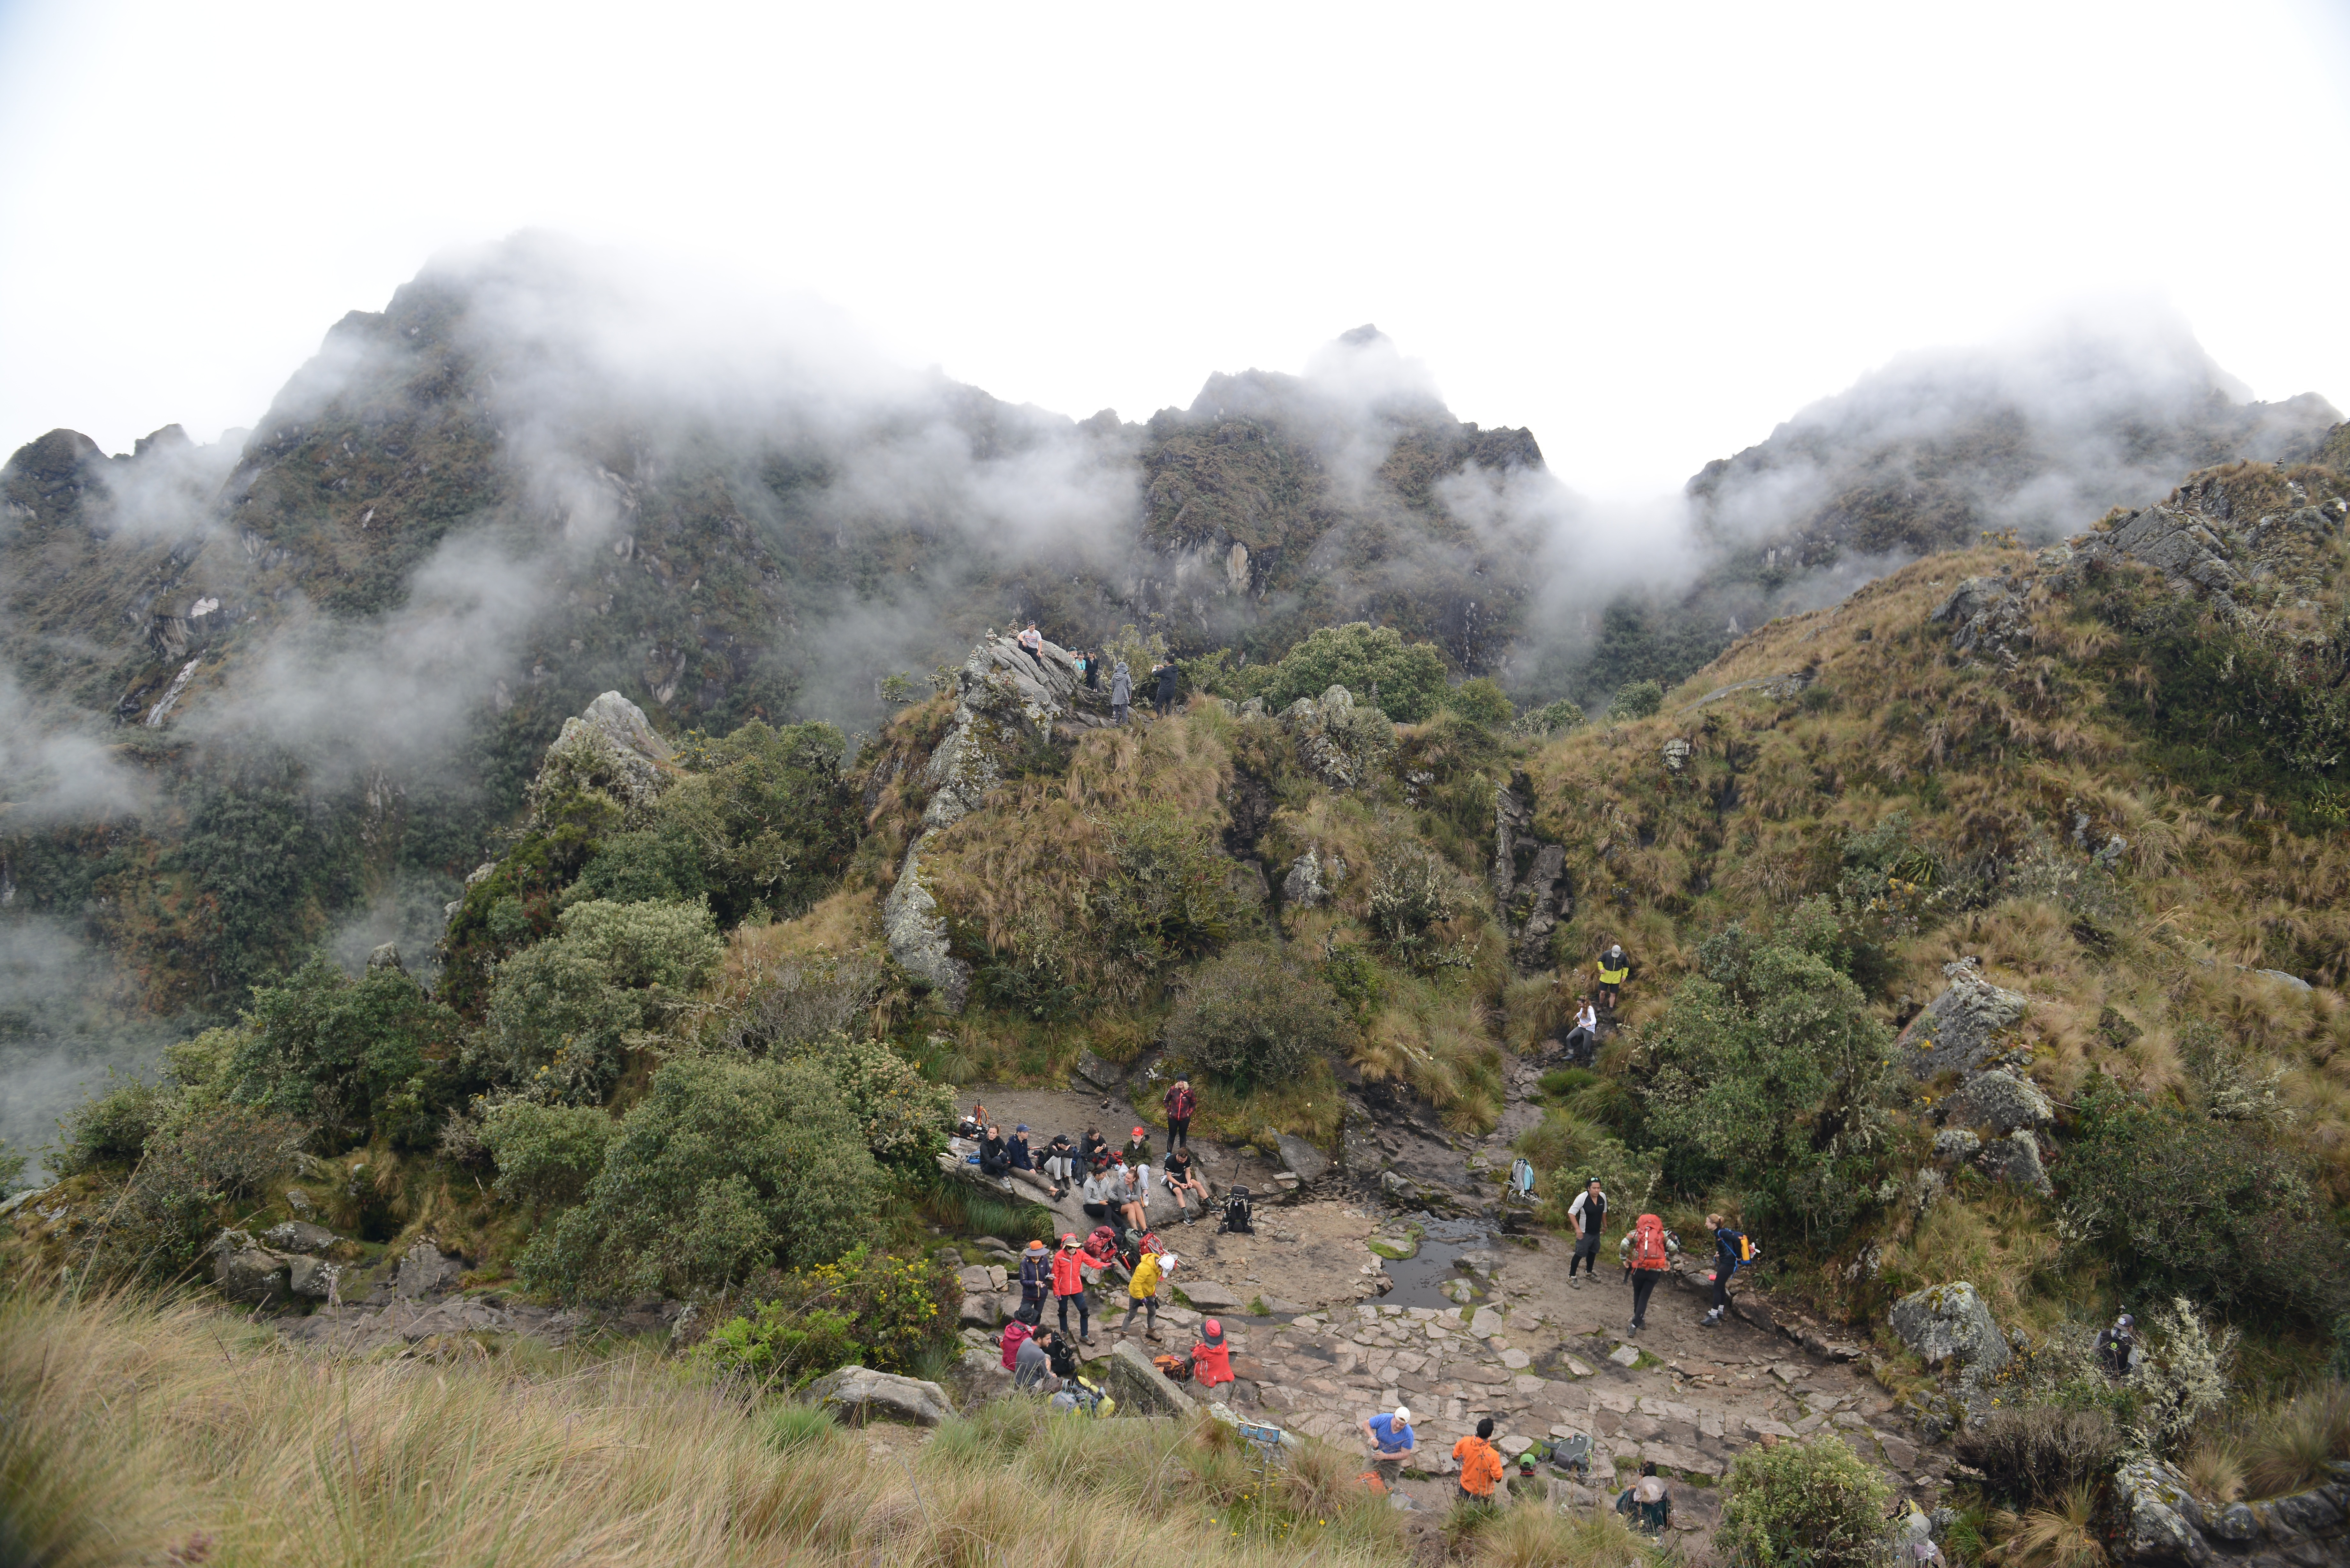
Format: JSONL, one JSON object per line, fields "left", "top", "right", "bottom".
{"left": 962, "top": 1081, "right": 1219, "bottom": 1227}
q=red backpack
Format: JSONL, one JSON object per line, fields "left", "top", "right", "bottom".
{"left": 1630, "top": 1213, "right": 1670, "bottom": 1270}
{"left": 999, "top": 1319, "right": 1033, "bottom": 1370}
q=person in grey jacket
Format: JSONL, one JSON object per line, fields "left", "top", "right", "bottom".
{"left": 1110, "top": 660, "right": 1133, "bottom": 724}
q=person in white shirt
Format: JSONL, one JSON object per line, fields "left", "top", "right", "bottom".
{"left": 1564, "top": 996, "right": 1600, "bottom": 1065}
{"left": 1566, "top": 1177, "right": 1608, "bottom": 1285}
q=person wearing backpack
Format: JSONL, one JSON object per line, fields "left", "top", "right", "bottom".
{"left": 1615, "top": 1461, "right": 1672, "bottom": 1535}
{"left": 1452, "top": 1417, "right": 1506, "bottom": 1513}
{"left": 1620, "top": 1213, "right": 1679, "bottom": 1336}
{"left": 1566, "top": 1177, "right": 1608, "bottom": 1285}
{"left": 1702, "top": 1213, "right": 1759, "bottom": 1327}
{"left": 999, "top": 1304, "right": 1039, "bottom": 1370}
{"left": 1052, "top": 1233, "right": 1094, "bottom": 1344}
{"left": 1190, "top": 1317, "right": 1234, "bottom": 1389}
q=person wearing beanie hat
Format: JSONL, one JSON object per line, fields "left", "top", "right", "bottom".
{"left": 1191, "top": 1316, "right": 1233, "bottom": 1387}
{"left": 1052, "top": 1233, "right": 1093, "bottom": 1343}
{"left": 1363, "top": 1403, "right": 1416, "bottom": 1491}
{"left": 1018, "top": 1239, "right": 1053, "bottom": 1317}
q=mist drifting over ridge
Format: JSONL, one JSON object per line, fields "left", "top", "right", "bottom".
{"left": 0, "top": 233, "right": 2339, "bottom": 1178}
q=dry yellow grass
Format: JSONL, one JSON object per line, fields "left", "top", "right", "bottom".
{"left": 2, "top": 1288, "right": 1447, "bottom": 1568}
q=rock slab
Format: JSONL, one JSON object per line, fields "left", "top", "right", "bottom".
{"left": 1889, "top": 1281, "right": 2009, "bottom": 1373}
{"left": 1106, "top": 1338, "right": 1199, "bottom": 1416}
{"left": 803, "top": 1366, "right": 954, "bottom": 1427}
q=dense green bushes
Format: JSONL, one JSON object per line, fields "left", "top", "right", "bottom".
{"left": 1244, "top": 622, "right": 1449, "bottom": 722}
{"left": 1164, "top": 942, "right": 1354, "bottom": 1090}
{"left": 1718, "top": 1435, "right": 1890, "bottom": 1568}
{"left": 698, "top": 1246, "right": 958, "bottom": 1386}
{"left": 519, "top": 1055, "right": 882, "bottom": 1301}
{"left": 480, "top": 899, "right": 721, "bottom": 1103}
{"left": 228, "top": 958, "right": 461, "bottom": 1145}
{"left": 478, "top": 1101, "right": 618, "bottom": 1206}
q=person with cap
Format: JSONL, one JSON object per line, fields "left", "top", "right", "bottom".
{"left": 1006, "top": 1126, "right": 1035, "bottom": 1173}
{"left": 1080, "top": 1162, "right": 1122, "bottom": 1225}
{"left": 1110, "top": 659, "right": 1132, "bottom": 725}
{"left": 1616, "top": 1461, "right": 1672, "bottom": 1535}
{"left": 1362, "top": 1403, "right": 1416, "bottom": 1491}
{"left": 1122, "top": 1243, "right": 1170, "bottom": 1341}
{"left": 2096, "top": 1313, "right": 2136, "bottom": 1377}
{"left": 1191, "top": 1317, "right": 1234, "bottom": 1388}
{"left": 1566, "top": 1177, "right": 1607, "bottom": 1284}
{"left": 1017, "top": 1238, "right": 1054, "bottom": 1318}
{"left": 999, "top": 1301, "right": 1039, "bottom": 1370}
{"left": 1452, "top": 1417, "right": 1505, "bottom": 1512}
{"left": 1052, "top": 1232, "right": 1094, "bottom": 1343}
{"left": 1121, "top": 1125, "right": 1153, "bottom": 1168}
{"left": 1596, "top": 940, "right": 1632, "bottom": 1011}
{"left": 1162, "top": 1079, "right": 1198, "bottom": 1152}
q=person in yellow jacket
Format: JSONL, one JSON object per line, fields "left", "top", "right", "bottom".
{"left": 1122, "top": 1246, "right": 1172, "bottom": 1341}
{"left": 1596, "top": 940, "right": 1632, "bottom": 1010}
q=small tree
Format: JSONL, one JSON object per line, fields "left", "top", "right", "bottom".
{"left": 479, "top": 1100, "right": 619, "bottom": 1206}
{"left": 1164, "top": 941, "right": 1353, "bottom": 1090}
{"left": 482, "top": 898, "right": 722, "bottom": 1103}
{"left": 1719, "top": 1435, "right": 1891, "bottom": 1568}
{"left": 1258, "top": 623, "right": 1449, "bottom": 722}
{"left": 1605, "top": 679, "right": 1665, "bottom": 722}
{"left": 1440, "top": 677, "right": 1514, "bottom": 726}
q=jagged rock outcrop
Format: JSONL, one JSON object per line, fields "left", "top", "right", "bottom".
{"left": 1281, "top": 843, "right": 1346, "bottom": 908}
{"left": 1931, "top": 575, "right": 2032, "bottom": 660}
{"left": 1946, "top": 1069, "right": 2053, "bottom": 1135}
{"left": 533, "top": 690, "right": 675, "bottom": 818}
{"left": 1889, "top": 1281, "right": 2008, "bottom": 1373}
{"left": 210, "top": 1229, "right": 340, "bottom": 1305}
{"left": 1279, "top": 685, "right": 1394, "bottom": 791}
{"left": 2109, "top": 1452, "right": 2350, "bottom": 1565}
{"left": 883, "top": 847, "right": 968, "bottom": 1009}
{"left": 1105, "top": 1339, "right": 1199, "bottom": 1416}
{"left": 1978, "top": 1129, "right": 2052, "bottom": 1195}
{"left": 2060, "top": 468, "right": 2349, "bottom": 614}
{"left": 1897, "top": 961, "right": 2028, "bottom": 1078}
{"left": 1493, "top": 771, "right": 1569, "bottom": 970}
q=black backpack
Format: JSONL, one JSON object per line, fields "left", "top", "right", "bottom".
{"left": 1219, "top": 1187, "right": 1254, "bottom": 1235}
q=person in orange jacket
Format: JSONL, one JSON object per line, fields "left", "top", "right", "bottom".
{"left": 1191, "top": 1317, "right": 1234, "bottom": 1388}
{"left": 1452, "top": 1417, "right": 1505, "bottom": 1511}
{"left": 1051, "top": 1233, "right": 1093, "bottom": 1344}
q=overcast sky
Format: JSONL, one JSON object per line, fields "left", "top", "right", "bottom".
{"left": 2, "top": 0, "right": 2345, "bottom": 499}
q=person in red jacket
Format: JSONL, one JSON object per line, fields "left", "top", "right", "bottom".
{"left": 1162, "top": 1079, "right": 1198, "bottom": 1152}
{"left": 1191, "top": 1317, "right": 1234, "bottom": 1388}
{"left": 1051, "top": 1233, "right": 1093, "bottom": 1343}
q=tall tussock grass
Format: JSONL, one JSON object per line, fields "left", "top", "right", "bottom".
{"left": 0, "top": 1288, "right": 1441, "bottom": 1568}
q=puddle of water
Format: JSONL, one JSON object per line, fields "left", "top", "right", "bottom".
{"left": 1375, "top": 1215, "right": 1492, "bottom": 1311}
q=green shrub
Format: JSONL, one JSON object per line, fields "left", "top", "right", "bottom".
{"left": 779, "top": 1035, "right": 952, "bottom": 1166}
{"left": 1604, "top": 679, "right": 1664, "bottom": 722}
{"left": 1254, "top": 623, "right": 1449, "bottom": 722}
{"left": 762, "top": 1402, "right": 844, "bottom": 1451}
{"left": 1367, "top": 843, "right": 1460, "bottom": 965}
{"left": 618, "top": 720, "right": 859, "bottom": 926}
{"left": 57, "top": 1074, "right": 168, "bottom": 1172}
{"left": 1510, "top": 697, "right": 1585, "bottom": 740}
{"left": 90, "top": 1103, "right": 308, "bottom": 1278}
{"left": 481, "top": 899, "right": 722, "bottom": 1103}
{"left": 701, "top": 1246, "right": 957, "bottom": 1387}
{"left": 1090, "top": 806, "right": 1244, "bottom": 976}
{"left": 478, "top": 1100, "right": 618, "bottom": 1206}
{"left": 1718, "top": 1435, "right": 1891, "bottom": 1568}
{"left": 1164, "top": 941, "right": 1353, "bottom": 1091}
{"left": 229, "top": 958, "right": 461, "bottom": 1143}
{"left": 0, "top": 1141, "right": 25, "bottom": 1193}
{"left": 701, "top": 1304, "right": 863, "bottom": 1390}
{"left": 1439, "top": 677, "right": 1513, "bottom": 726}
{"left": 1952, "top": 1406, "right": 2120, "bottom": 1508}
{"left": 519, "top": 1055, "right": 883, "bottom": 1301}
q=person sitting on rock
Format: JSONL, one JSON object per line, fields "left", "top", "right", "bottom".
{"left": 978, "top": 1125, "right": 1010, "bottom": 1179}
{"left": 1119, "top": 1157, "right": 1152, "bottom": 1233}
{"left": 1452, "top": 1417, "right": 1505, "bottom": 1512}
{"left": 1191, "top": 1316, "right": 1234, "bottom": 1389}
{"left": 1361, "top": 1403, "right": 1415, "bottom": 1491}
{"left": 1616, "top": 1461, "right": 1671, "bottom": 1535}
{"left": 1042, "top": 1325, "right": 1083, "bottom": 1382}
{"left": 1041, "top": 1131, "right": 1077, "bottom": 1197}
{"left": 1081, "top": 1125, "right": 1110, "bottom": 1165}
{"left": 1013, "top": 1323, "right": 1060, "bottom": 1392}
{"left": 958, "top": 1101, "right": 987, "bottom": 1139}
{"left": 1006, "top": 1125, "right": 1035, "bottom": 1172}
{"left": 999, "top": 1302, "right": 1039, "bottom": 1370}
{"left": 1563, "top": 996, "right": 1599, "bottom": 1064}
{"left": 1017, "top": 623, "right": 1047, "bottom": 670}
{"left": 1121, "top": 1125, "right": 1153, "bottom": 1167}
{"left": 1080, "top": 1162, "right": 1121, "bottom": 1224}
{"left": 1161, "top": 1145, "right": 1210, "bottom": 1225}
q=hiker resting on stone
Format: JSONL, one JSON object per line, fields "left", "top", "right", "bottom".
{"left": 1052, "top": 1233, "right": 1094, "bottom": 1343}
{"left": 1081, "top": 1125, "right": 1109, "bottom": 1165}
{"left": 1110, "top": 660, "right": 1132, "bottom": 724}
{"left": 1018, "top": 623, "right": 1047, "bottom": 670}
{"left": 1122, "top": 1244, "right": 1170, "bottom": 1341}
{"left": 1161, "top": 1145, "right": 1209, "bottom": 1225}
{"left": 1616, "top": 1462, "right": 1672, "bottom": 1535}
{"left": 1118, "top": 1158, "right": 1152, "bottom": 1233}
{"left": 1620, "top": 1212, "right": 1680, "bottom": 1336}
{"left": 1362, "top": 1403, "right": 1415, "bottom": 1490}
{"left": 1013, "top": 1325, "right": 1061, "bottom": 1392}
{"left": 1191, "top": 1317, "right": 1234, "bottom": 1389}
{"left": 1162, "top": 1079, "right": 1197, "bottom": 1151}
{"left": 978, "top": 1125, "right": 1010, "bottom": 1178}
{"left": 1563, "top": 996, "right": 1599, "bottom": 1065}
{"left": 1452, "top": 1417, "right": 1505, "bottom": 1511}
{"left": 1596, "top": 941, "right": 1632, "bottom": 1010}
{"left": 1006, "top": 1125, "right": 1034, "bottom": 1172}
{"left": 1080, "top": 1162, "right": 1121, "bottom": 1225}
{"left": 1041, "top": 1132, "right": 1076, "bottom": 1197}
{"left": 1566, "top": 1177, "right": 1607, "bottom": 1284}
{"left": 1121, "top": 1125, "right": 1152, "bottom": 1167}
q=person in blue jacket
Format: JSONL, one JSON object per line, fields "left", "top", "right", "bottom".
{"left": 1702, "top": 1212, "right": 1759, "bottom": 1327}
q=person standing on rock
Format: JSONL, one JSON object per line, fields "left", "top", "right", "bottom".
{"left": 1621, "top": 1212, "right": 1678, "bottom": 1336}
{"left": 1163, "top": 1079, "right": 1197, "bottom": 1152}
{"left": 1154, "top": 657, "right": 1183, "bottom": 718}
{"left": 1122, "top": 1244, "right": 1169, "bottom": 1341}
{"left": 1596, "top": 942, "right": 1632, "bottom": 1011}
{"left": 1084, "top": 651, "right": 1100, "bottom": 691}
{"left": 1567, "top": 1177, "right": 1608, "bottom": 1284}
{"left": 1362, "top": 1403, "right": 1416, "bottom": 1491}
{"left": 1018, "top": 1239, "right": 1054, "bottom": 1319}
{"left": 1452, "top": 1417, "right": 1505, "bottom": 1513}
{"left": 1052, "top": 1233, "right": 1094, "bottom": 1344}
{"left": 1111, "top": 660, "right": 1132, "bottom": 724}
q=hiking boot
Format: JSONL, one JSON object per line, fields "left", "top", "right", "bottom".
{"left": 1628, "top": 1320, "right": 1639, "bottom": 1337}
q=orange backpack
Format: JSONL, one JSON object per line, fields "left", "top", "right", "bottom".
{"left": 1630, "top": 1214, "right": 1669, "bottom": 1270}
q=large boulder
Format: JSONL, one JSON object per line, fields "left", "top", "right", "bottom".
{"left": 1281, "top": 844, "right": 1345, "bottom": 908}
{"left": 1948, "top": 1070, "right": 2053, "bottom": 1135}
{"left": 1180, "top": 1280, "right": 1245, "bottom": 1312}
{"left": 1898, "top": 961, "right": 2028, "bottom": 1079}
{"left": 1889, "top": 1282, "right": 2009, "bottom": 1374}
{"left": 209, "top": 1231, "right": 293, "bottom": 1304}
{"left": 1979, "top": 1130, "right": 2053, "bottom": 1196}
{"left": 1930, "top": 576, "right": 2032, "bottom": 659}
{"left": 1072, "top": 1050, "right": 1126, "bottom": 1092}
{"left": 262, "top": 1220, "right": 343, "bottom": 1255}
{"left": 534, "top": 693, "right": 672, "bottom": 817}
{"left": 883, "top": 846, "right": 969, "bottom": 1010}
{"left": 802, "top": 1366, "right": 955, "bottom": 1427}
{"left": 1105, "top": 1339, "right": 1198, "bottom": 1416}
{"left": 393, "top": 1239, "right": 465, "bottom": 1299}
{"left": 2110, "top": 1456, "right": 2210, "bottom": 1566}
{"left": 1274, "top": 1133, "right": 1330, "bottom": 1184}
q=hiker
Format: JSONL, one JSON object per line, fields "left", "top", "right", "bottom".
{"left": 1017, "top": 623, "right": 1047, "bottom": 671}
{"left": 1191, "top": 1317, "right": 1234, "bottom": 1388}
{"left": 1119, "top": 1158, "right": 1152, "bottom": 1233}
{"left": 1041, "top": 1131, "right": 1077, "bottom": 1196}
{"left": 978, "top": 1125, "right": 1010, "bottom": 1178}
{"left": 1596, "top": 942, "right": 1631, "bottom": 1010}
{"left": 1080, "top": 1163, "right": 1122, "bottom": 1224}
{"left": 1702, "top": 1212, "right": 1758, "bottom": 1327}
{"left": 1567, "top": 1177, "right": 1607, "bottom": 1284}
{"left": 1013, "top": 1324, "right": 1060, "bottom": 1392}
{"left": 1122, "top": 1244, "right": 1170, "bottom": 1340}
{"left": 1081, "top": 1225, "right": 1120, "bottom": 1276}
{"left": 1362, "top": 1403, "right": 1416, "bottom": 1490}
{"left": 1080, "top": 1125, "right": 1109, "bottom": 1165}
{"left": 1163, "top": 1078, "right": 1197, "bottom": 1151}
{"left": 1006, "top": 1125, "right": 1035, "bottom": 1172}
{"left": 1053, "top": 1233, "right": 1094, "bottom": 1343}
{"left": 1616, "top": 1461, "right": 1672, "bottom": 1535}
{"left": 1563, "top": 996, "right": 1599, "bottom": 1065}
{"left": 1154, "top": 657, "right": 1183, "bottom": 718}
{"left": 1121, "top": 1125, "right": 1152, "bottom": 1167}
{"left": 1161, "top": 1144, "right": 1210, "bottom": 1225}
{"left": 1620, "top": 1212, "right": 1679, "bottom": 1336}
{"left": 1043, "top": 1326, "right": 1084, "bottom": 1382}
{"left": 1085, "top": 651, "right": 1101, "bottom": 691}
{"left": 1111, "top": 660, "right": 1132, "bottom": 724}
{"left": 2096, "top": 1314, "right": 2136, "bottom": 1377}
{"left": 1452, "top": 1417, "right": 1505, "bottom": 1511}
{"left": 1000, "top": 1302, "right": 1039, "bottom": 1370}
{"left": 1018, "top": 1239, "right": 1053, "bottom": 1318}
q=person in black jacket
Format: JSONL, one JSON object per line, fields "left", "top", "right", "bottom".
{"left": 978, "top": 1125, "right": 1010, "bottom": 1178}
{"left": 1702, "top": 1213, "right": 1757, "bottom": 1326}
{"left": 1155, "top": 659, "right": 1184, "bottom": 717}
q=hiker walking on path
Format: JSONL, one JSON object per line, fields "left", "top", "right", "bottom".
{"left": 1162, "top": 1079, "right": 1197, "bottom": 1151}
{"left": 1362, "top": 1404, "right": 1415, "bottom": 1491}
{"left": 2096, "top": 1313, "right": 2136, "bottom": 1376}
{"left": 1702, "top": 1212, "right": 1758, "bottom": 1327}
{"left": 1052, "top": 1233, "right": 1093, "bottom": 1343}
{"left": 1566, "top": 1177, "right": 1607, "bottom": 1284}
{"left": 1122, "top": 1244, "right": 1170, "bottom": 1340}
{"left": 1111, "top": 660, "right": 1132, "bottom": 724}
{"left": 1596, "top": 941, "right": 1632, "bottom": 1010}
{"left": 1620, "top": 1212, "right": 1679, "bottom": 1336}
{"left": 1452, "top": 1418, "right": 1505, "bottom": 1512}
